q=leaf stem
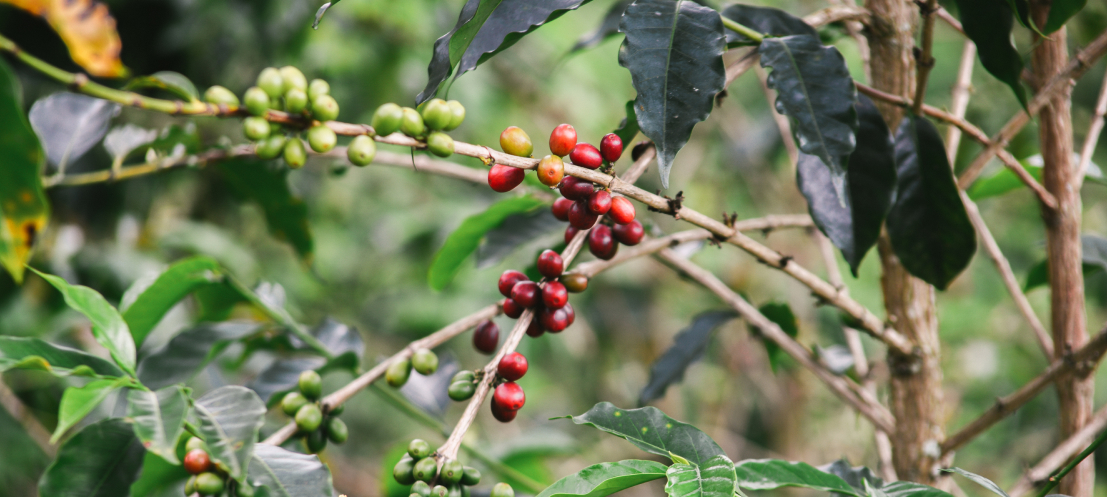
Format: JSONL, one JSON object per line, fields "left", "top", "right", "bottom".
{"left": 720, "top": 17, "right": 764, "bottom": 43}
{"left": 1032, "top": 424, "right": 1107, "bottom": 497}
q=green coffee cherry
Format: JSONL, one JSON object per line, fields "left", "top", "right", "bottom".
{"left": 445, "top": 100, "right": 466, "bottom": 131}
{"left": 431, "top": 486, "right": 448, "bottom": 497}
{"left": 491, "top": 482, "right": 515, "bottom": 497}
{"left": 284, "top": 139, "right": 307, "bottom": 169}
{"left": 298, "top": 370, "right": 323, "bottom": 399}
{"left": 447, "top": 381, "right": 475, "bottom": 402}
{"left": 308, "top": 79, "right": 330, "bottom": 100}
{"left": 447, "top": 484, "right": 463, "bottom": 497}
{"left": 312, "top": 95, "right": 340, "bottom": 122}
{"left": 281, "top": 391, "right": 309, "bottom": 416}
{"left": 462, "top": 485, "right": 470, "bottom": 497}
{"left": 411, "top": 349, "right": 438, "bottom": 375}
{"left": 285, "top": 88, "right": 309, "bottom": 114}
{"left": 325, "top": 417, "right": 348, "bottom": 444}
{"left": 204, "top": 85, "right": 240, "bottom": 107}
{"left": 426, "top": 132, "right": 454, "bottom": 158}
{"left": 440, "top": 459, "right": 464, "bottom": 485}
{"left": 236, "top": 483, "right": 256, "bottom": 497}
{"left": 244, "top": 87, "right": 270, "bottom": 116}
{"left": 413, "top": 457, "right": 438, "bottom": 482}
{"left": 372, "top": 103, "right": 404, "bottom": 136}
{"left": 307, "top": 125, "right": 337, "bottom": 153}
{"left": 196, "top": 472, "right": 224, "bottom": 496}
{"left": 295, "top": 403, "right": 323, "bottom": 432}
{"left": 280, "top": 66, "right": 308, "bottom": 93}
{"left": 348, "top": 135, "right": 377, "bottom": 166}
{"left": 408, "top": 438, "right": 432, "bottom": 459}
{"left": 461, "top": 466, "right": 481, "bottom": 486}
{"left": 410, "top": 481, "right": 431, "bottom": 497}
{"left": 306, "top": 428, "right": 327, "bottom": 453}
{"left": 421, "top": 99, "right": 452, "bottom": 131}
{"left": 451, "top": 370, "right": 475, "bottom": 384}
{"left": 386, "top": 358, "right": 412, "bottom": 387}
{"left": 257, "top": 68, "right": 284, "bottom": 98}
{"left": 185, "top": 436, "right": 205, "bottom": 453}
{"left": 328, "top": 403, "right": 345, "bottom": 417}
{"left": 243, "top": 117, "right": 270, "bottom": 141}
{"left": 185, "top": 476, "right": 197, "bottom": 495}
{"left": 393, "top": 455, "right": 416, "bottom": 485}
{"left": 400, "top": 107, "right": 425, "bottom": 137}
{"left": 256, "top": 135, "right": 287, "bottom": 160}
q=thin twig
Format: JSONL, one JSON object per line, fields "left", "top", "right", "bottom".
{"left": 945, "top": 40, "right": 977, "bottom": 163}
{"left": 935, "top": 7, "right": 964, "bottom": 36}
{"left": 1009, "top": 404, "right": 1107, "bottom": 497}
{"left": 828, "top": 0, "right": 872, "bottom": 82}
{"left": 0, "top": 380, "right": 55, "bottom": 458}
{"left": 1076, "top": 65, "right": 1107, "bottom": 186}
{"left": 912, "top": 0, "right": 940, "bottom": 115}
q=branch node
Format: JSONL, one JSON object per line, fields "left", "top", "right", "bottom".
{"left": 70, "top": 73, "right": 88, "bottom": 90}
{"left": 779, "top": 255, "right": 793, "bottom": 268}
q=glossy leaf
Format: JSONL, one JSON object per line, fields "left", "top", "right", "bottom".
{"left": 102, "top": 124, "right": 158, "bottom": 161}
{"left": 881, "top": 481, "right": 955, "bottom": 497}
{"left": 28, "top": 92, "right": 118, "bottom": 168}
{"left": 751, "top": 303, "right": 797, "bottom": 373}
{"left": 31, "top": 268, "right": 137, "bottom": 376}
{"left": 121, "top": 256, "right": 225, "bottom": 348}
{"left": 613, "top": 99, "right": 640, "bottom": 148}
{"left": 416, "top": 0, "right": 501, "bottom": 104}
{"left": 619, "top": 0, "right": 726, "bottom": 189}
{"left": 38, "top": 418, "right": 146, "bottom": 497}
{"left": 125, "top": 386, "right": 188, "bottom": 464}
{"left": 456, "top": 0, "right": 594, "bottom": 80}
{"left": 0, "top": 58, "right": 49, "bottom": 284}
{"left": 1042, "top": 0, "right": 1087, "bottom": 33}
{"left": 796, "top": 94, "right": 896, "bottom": 275}
{"left": 539, "top": 460, "right": 667, "bottom": 497}
{"left": 639, "top": 310, "right": 737, "bottom": 405}
{"left": 721, "top": 4, "right": 815, "bottom": 47}
{"left": 124, "top": 71, "right": 199, "bottom": 101}
{"left": 942, "top": 468, "right": 1009, "bottom": 497}
{"left": 52, "top": 377, "right": 128, "bottom": 443}
{"left": 216, "top": 160, "right": 313, "bottom": 261}
{"left": 562, "top": 402, "right": 725, "bottom": 465}
{"left": 955, "top": 0, "right": 1027, "bottom": 108}
{"left": 192, "top": 386, "right": 266, "bottom": 482}
{"left": 477, "top": 208, "right": 563, "bottom": 268}
{"left": 0, "top": 336, "right": 124, "bottom": 377}
{"left": 569, "top": 0, "right": 632, "bottom": 54}
{"left": 1, "top": 0, "right": 126, "bottom": 77}
{"left": 665, "top": 455, "right": 737, "bottom": 497}
{"left": 137, "top": 322, "right": 257, "bottom": 389}
{"left": 817, "top": 459, "right": 883, "bottom": 493}
{"left": 249, "top": 444, "right": 337, "bottom": 497}
{"left": 429, "top": 195, "right": 545, "bottom": 290}
{"left": 886, "top": 115, "right": 976, "bottom": 290}
{"left": 732, "top": 459, "right": 860, "bottom": 496}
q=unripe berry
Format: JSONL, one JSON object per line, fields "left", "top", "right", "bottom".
{"left": 473, "top": 320, "right": 499, "bottom": 354}
{"left": 184, "top": 449, "right": 212, "bottom": 474}
{"left": 282, "top": 391, "right": 309, "bottom": 416}
{"left": 536, "top": 155, "right": 565, "bottom": 187}
{"left": 568, "top": 201, "right": 599, "bottom": 230}
{"left": 408, "top": 438, "right": 433, "bottom": 459}
{"left": 328, "top": 403, "right": 345, "bottom": 416}
{"left": 488, "top": 164, "right": 525, "bottom": 192}
{"left": 502, "top": 298, "right": 524, "bottom": 319}
{"left": 325, "top": 417, "right": 348, "bottom": 444}
{"left": 510, "top": 281, "right": 541, "bottom": 308}
{"left": 552, "top": 198, "right": 572, "bottom": 221}
{"left": 441, "top": 459, "right": 465, "bottom": 484}
{"left": 308, "top": 79, "right": 330, "bottom": 100}
{"left": 195, "top": 472, "right": 224, "bottom": 496}
{"left": 295, "top": 403, "right": 323, "bottom": 432}
{"left": 613, "top": 219, "right": 644, "bottom": 246}
{"left": 304, "top": 125, "right": 335, "bottom": 154}
{"left": 588, "top": 190, "right": 612, "bottom": 215}
{"left": 493, "top": 382, "right": 525, "bottom": 411}
{"left": 491, "top": 398, "right": 518, "bottom": 422}
{"left": 243, "top": 117, "right": 270, "bottom": 141}
{"left": 452, "top": 370, "right": 475, "bottom": 383}
{"left": 257, "top": 68, "right": 284, "bottom": 98}
{"left": 285, "top": 88, "right": 309, "bottom": 114}
{"left": 609, "top": 196, "right": 636, "bottom": 224}
{"left": 236, "top": 482, "right": 256, "bottom": 497}
{"left": 600, "top": 133, "right": 623, "bottom": 162}
{"left": 244, "top": 87, "right": 270, "bottom": 116}
{"left": 497, "top": 352, "right": 528, "bottom": 381}
{"left": 279, "top": 66, "right": 308, "bottom": 93}
{"left": 549, "top": 124, "right": 577, "bottom": 157}
{"left": 559, "top": 176, "right": 594, "bottom": 200}
{"left": 283, "top": 139, "right": 307, "bottom": 169}
{"left": 498, "top": 270, "right": 528, "bottom": 298}
{"left": 312, "top": 95, "right": 340, "bottom": 122}
{"left": 256, "top": 135, "right": 286, "bottom": 160}
{"left": 412, "top": 481, "right": 432, "bottom": 497}
{"left": 426, "top": 132, "right": 455, "bottom": 157}
{"left": 560, "top": 273, "right": 589, "bottom": 293}
{"left": 393, "top": 455, "right": 416, "bottom": 485}
{"left": 461, "top": 467, "right": 481, "bottom": 486}
{"left": 448, "top": 380, "right": 476, "bottom": 401}
{"left": 299, "top": 370, "right": 323, "bottom": 399}
{"left": 306, "top": 428, "right": 327, "bottom": 453}
{"left": 448, "top": 484, "right": 463, "bottom": 497}
{"left": 412, "top": 348, "right": 439, "bottom": 375}
{"left": 400, "top": 107, "right": 425, "bottom": 137}
{"left": 204, "top": 85, "right": 239, "bottom": 107}
{"left": 588, "top": 225, "right": 617, "bottom": 260}
{"left": 372, "top": 103, "right": 404, "bottom": 136}
{"left": 445, "top": 100, "right": 466, "bottom": 131}
{"left": 542, "top": 281, "right": 568, "bottom": 309}
{"left": 569, "top": 143, "right": 602, "bottom": 169}
{"left": 413, "top": 457, "right": 439, "bottom": 482}
{"left": 348, "top": 135, "right": 377, "bottom": 166}
{"left": 499, "top": 126, "right": 533, "bottom": 157}
{"left": 185, "top": 476, "right": 197, "bottom": 495}
{"left": 526, "top": 317, "right": 544, "bottom": 337}
{"left": 387, "top": 358, "right": 412, "bottom": 387}
{"left": 421, "top": 98, "right": 453, "bottom": 131}
{"left": 185, "top": 436, "right": 205, "bottom": 453}
{"left": 491, "top": 483, "right": 515, "bottom": 497}
{"left": 537, "top": 249, "right": 564, "bottom": 279}
{"left": 540, "top": 303, "right": 574, "bottom": 333}
{"left": 431, "top": 486, "right": 449, "bottom": 497}
{"left": 564, "top": 226, "right": 580, "bottom": 244}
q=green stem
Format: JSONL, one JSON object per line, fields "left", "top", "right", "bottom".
{"left": 225, "top": 276, "right": 334, "bottom": 360}
{"left": 720, "top": 17, "right": 764, "bottom": 44}
{"left": 1033, "top": 426, "right": 1107, "bottom": 497}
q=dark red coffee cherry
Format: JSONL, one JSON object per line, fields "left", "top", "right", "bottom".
{"left": 613, "top": 220, "right": 644, "bottom": 246}
{"left": 184, "top": 449, "right": 212, "bottom": 475}
{"left": 563, "top": 302, "right": 576, "bottom": 327}
{"left": 498, "top": 270, "right": 528, "bottom": 298}
{"left": 489, "top": 164, "right": 525, "bottom": 192}
{"left": 491, "top": 399, "right": 518, "bottom": 422}
{"left": 526, "top": 317, "right": 545, "bottom": 337}
{"left": 493, "top": 382, "right": 525, "bottom": 411}
{"left": 549, "top": 124, "right": 577, "bottom": 157}
{"left": 559, "top": 177, "right": 593, "bottom": 200}
{"left": 502, "top": 298, "right": 524, "bottom": 319}
{"left": 564, "top": 226, "right": 579, "bottom": 244}
{"left": 587, "top": 190, "right": 611, "bottom": 215}
{"left": 539, "top": 303, "right": 573, "bottom": 333}
{"left": 609, "top": 196, "right": 636, "bottom": 224}
{"left": 552, "top": 198, "right": 572, "bottom": 221}
{"left": 497, "top": 352, "right": 528, "bottom": 381}
{"left": 537, "top": 250, "right": 564, "bottom": 279}
{"left": 542, "top": 281, "right": 568, "bottom": 308}
{"left": 511, "top": 281, "right": 541, "bottom": 308}
{"left": 569, "top": 143, "right": 602, "bottom": 169}
{"left": 473, "top": 320, "right": 499, "bottom": 354}
{"left": 600, "top": 133, "right": 623, "bottom": 163}
{"left": 588, "top": 225, "right": 618, "bottom": 260}
{"left": 569, "top": 201, "right": 599, "bottom": 230}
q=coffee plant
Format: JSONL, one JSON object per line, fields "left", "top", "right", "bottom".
{"left": 0, "top": 0, "right": 1106, "bottom": 496}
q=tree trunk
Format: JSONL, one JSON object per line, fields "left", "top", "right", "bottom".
{"left": 1030, "top": 3, "right": 1093, "bottom": 495}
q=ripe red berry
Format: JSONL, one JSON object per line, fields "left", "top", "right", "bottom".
{"left": 588, "top": 225, "right": 618, "bottom": 260}
{"left": 498, "top": 352, "right": 528, "bottom": 381}
{"left": 563, "top": 302, "right": 576, "bottom": 327}
{"left": 498, "top": 270, "right": 528, "bottom": 298}
{"left": 609, "top": 196, "right": 636, "bottom": 224}
{"left": 600, "top": 133, "right": 623, "bottom": 163}
{"left": 537, "top": 250, "right": 564, "bottom": 279}
{"left": 488, "top": 164, "right": 525, "bottom": 192}
{"left": 526, "top": 317, "right": 545, "bottom": 337}
{"left": 511, "top": 281, "right": 541, "bottom": 308}
{"left": 502, "top": 298, "right": 524, "bottom": 319}
{"left": 184, "top": 449, "right": 212, "bottom": 475}
{"left": 549, "top": 124, "right": 577, "bottom": 157}
{"left": 587, "top": 190, "right": 611, "bottom": 215}
{"left": 552, "top": 198, "right": 572, "bottom": 221}
{"left": 542, "top": 281, "right": 568, "bottom": 309}
{"left": 613, "top": 220, "right": 644, "bottom": 246}
{"left": 473, "top": 320, "right": 499, "bottom": 354}
{"left": 564, "top": 226, "right": 579, "bottom": 244}
{"left": 569, "top": 143, "right": 602, "bottom": 169}
{"left": 493, "top": 382, "right": 525, "bottom": 411}
{"left": 491, "top": 399, "right": 518, "bottom": 422}
{"left": 536, "top": 155, "right": 565, "bottom": 187}
{"left": 559, "top": 177, "right": 593, "bottom": 200}
{"left": 539, "top": 303, "right": 574, "bottom": 333}
{"left": 569, "top": 201, "right": 599, "bottom": 230}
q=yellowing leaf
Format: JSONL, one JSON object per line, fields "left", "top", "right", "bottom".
{"left": 1, "top": 0, "right": 126, "bottom": 77}
{"left": 0, "top": 59, "right": 49, "bottom": 283}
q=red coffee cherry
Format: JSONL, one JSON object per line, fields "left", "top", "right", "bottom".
{"left": 493, "top": 382, "right": 526, "bottom": 411}
{"left": 184, "top": 449, "right": 212, "bottom": 475}
{"left": 609, "top": 196, "right": 636, "bottom": 224}
{"left": 569, "top": 201, "right": 599, "bottom": 230}
{"left": 587, "top": 190, "right": 611, "bottom": 216}
{"left": 488, "top": 164, "right": 525, "bottom": 192}
{"left": 497, "top": 352, "right": 528, "bottom": 381}
{"left": 511, "top": 281, "right": 542, "bottom": 308}
{"left": 588, "top": 225, "right": 618, "bottom": 260}
{"left": 491, "top": 399, "right": 518, "bottom": 422}
{"left": 473, "top": 320, "right": 499, "bottom": 354}
{"left": 569, "top": 143, "right": 602, "bottom": 169}
{"left": 498, "top": 270, "right": 528, "bottom": 298}
{"left": 549, "top": 124, "right": 577, "bottom": 157}
{"left": 526, "top": 317, "right": 545, "bottom": 337}
{"left": 564, "top": 226, "right": 579, "bottom": 244}
{"left": 539, "top": 303, "right": 573, "bottom": 333}
{"left": 600, "top": 133, "right": 623, "bottom": 163}
{"left": 559, "top": 177, "right": 593, "bottom": 200}
{"left": 537, "top": 250, "right": 564, "bottom": 279}
{"left": 542, "top": 281, "right": 568, "bottom": 309}
{"left": 552, "top": 198, "right": 572, "bottom": 221}
{"left": 563, "top": 302, "right": 576, "bottom": 327}
{"left": 536, "top": 155, "right": 565, "bottom": 187}
{"left": 613, "top": 219, "right": 644, "bottom": 246}
{"left": 502, "top": 298, "right": 524, "bottom": 319}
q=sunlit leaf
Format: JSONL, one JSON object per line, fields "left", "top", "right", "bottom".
{"left": 0, "top": 336, "right": 124, "bottom": 377}
{"left": 0, "top": 59, "right": 49, "bottom": 284}
{"left": 192, "top": 386, "right": 266, "bottom": 482}
{"left": 125, "top": 386, "right": 188, "bottom": 464}
{"left": 665, "top": 455, "right": 736, "bottom": 497}
{"left": 29, "top": 92, "right": 118, "bottom": 168}
{"left": 124, "top": 71, "right": 199, "bottom": 101}
{"left": 249, "top": 444, "right": 336, "bottom": 497}
{"left": 562, "top": 402, "right": 725, "bottom": 465}
{"left": 733, "top": 459, "right": 860, "bottom": 496}
{"left": 538, "top": 460, "right": 667, "bottom": 497}
{"left": 120, "top": 256, "right": 225, "bottom": 348}
{"left": 1, "top": 0, "right": 126, "bottom": 77}
{"left": 941, "top": 468, "right": 1009, "bottom": 497}
{"left": 51, "top": 377, "right": 129, "bottom": 443}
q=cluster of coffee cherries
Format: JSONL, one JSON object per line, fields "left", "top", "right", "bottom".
{"left": 278, "top": 370, "right": 348, "bottom": 454}
{"left": 182, "top": 437, "right": 253, "bottom": 496}
{"left": 445, "top": 350, "right": 529, "bottom": 422}
{"left": 392, "top": 439, "right": 513, "bottom": 497}
{"left": 384, "top": 348, "right": 440, "bottom": 388}
{"left": 370, "top": 99, "right": 465, "bottom": 161}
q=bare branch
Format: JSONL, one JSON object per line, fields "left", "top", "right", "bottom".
{"left": 1009, "top": 405, "right": 1107, "bottom": 497}
{"left": 0, "top": 381, "right": 55, "bottom": 458}
{"left": 945, "top": 40, "right": 976, "bottom": 163}
{"left": 1076, "top": 65, "right": 1107, "bottom": 187}
{"left": 935, "top": 7, "right": 964, "bottom": 36}
{"left": 912, "top": 0, "right": 940, "bottom": 115}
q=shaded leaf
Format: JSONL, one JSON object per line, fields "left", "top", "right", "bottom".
{"left": 665, "top": 455, "right": 736, "bottom": 497}
{"left": 38, "top": 418, "right": 146, "bottom": 497}
{"left": 613, "top": 100, "right": 640, "bottom": 148}
{"left": 429, "top": 195, "right": 546, "bottom": 290}
{"left": 817, "top": 459, "right": 883, "bottom": 493}
{"left": 886, "top": 115, "right": 976, "bottom": 290}
{"left": 569, "top": 0, "right": 632, "bottom": 54}
{"left": 954, "top": 0, "right": 1028, "bottom": 108}
{"left": 251, "top": 358, "right": 324, "bottom": 406}
{"left": 52, "top": 377, "right": 129, "bottom": 443}
{"left": 732, "top": 459, "right": 860, "bottom": 496}
{"left": 721, "top": 4, "right": 816, "bottom": 47}
{"left": 1043, "top": 0, "right": 1087, "bottom": 33}
{"left": 0, "top": 336, "right": 124, "bottom": 377}
{"left": 1, "top": 0, "right": 126, "bottom": 77}
{"left": 130, "top": 450, "right": 192, "bottom": 497}
{"left": 1003, "top": 0, "right": 1035, "bottom": 33}
{"left": 0, "top": 59, "right": 49, "bottom": 284}
{"left": 477, "top": 208, "right": 563, "bottom": 268}
{"left": 216, "top": 160, "right": 313, "bottom": 261}
{"left": 103, "top": 124, "right": 158, "bottom": 161}
{"left": 125, "top": 386, "right": 188, "bottom": 464}
{"left": 639, "top": 310, "right": 737, "bottom": 405}
{"left": 881, "top": 481, "right": 955, "bottom": 497}
{"left": 455, "top": 0, "right": 594, "bottom": 80}
{"left": 137, "top": 322, "right": 258, "bottom": 389}
{"left": 967, "top": 153, "right": 1104, "bottom": 201}
{"left": 562, "top": 402, "right": 725, "bottom": 465}
{"left": 1024, "top": 235, "right": 1107, "bottom": 291}
{"left": 538, "top": 460, "right": 667, "bottom": 497}
{"left": 192, "top": 386, "right": 266, "bottom": 482}
{"left": 29, "top": 92, "right": 118, "bottom": 168}
{"left": 416, "top": 0, "right": 500, "bottom": 104}
{"left": 251, "top": 318, "right": 364, "bottom": 405}
{"left": 1023, "top": 259, "right": 1098, "bottom": 292}
{"left": 796, "top": 94, "right": 896, "bottom": 275}
{"left": 399, "top": 355, "right": 458, "bottom": 417}
{"left": 941, "top": 468, "right": 1009, "bottom": 497}
{"left": 121, "top": 256, "right": 225, "bottom": 348}
{"left": 124, "top": 71, "right": 198, "bottom": 101}
{"left": 249, "top": 444, "right": 336, "bottom": 497}
{"left": 619, "top": 0, "right": 726, "bottom": 189}
{"left": 751, "top": 303, "right": 797, "bottom": 373}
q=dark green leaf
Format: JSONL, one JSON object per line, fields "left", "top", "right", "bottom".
{"left": 476, "top": 208, "right": 563, "bottom": 269}
{"left": 248, "top": 444, "right": 336, "bottom": 497}
{"left": 881, "top": 481, "right": 955, "bottom": 497}
{"left": 455, "top": 0, "right": 594, "bottom": 80}
{"left": 125, "top": 386, "right": 189, "bottom": 465}
{"left": 124, "top": 71, "right": 199, "bottom": 101}
{"left": 121, "top": 256, "right": 225, "bottom": 348}
{"left": 619, "top": 0, "right": 726, "bottom": 189}
{"left": 0, "top": 336, "right": 124, "bottom": 377}
{"left": 562, "top": 402, "right": 725, "bottom": 465}
{"left": 721, "top": 4, "right": 816, "bottom": 47}
{"left": 732, "top": 459, "right": 860, "bottom": 496}
{"left": 192, "top": 386, "right": 266, "bottom": 482}
{"left": 28, "top": 92, "right": 118, "bottom": 168}
{"left": 760, "top": 35, "right": 858, "bottom": 198}
{"left": 252, "top": 318, "right": 368, "bottom": 405}
{"left": 665, "top": 455, "right": 736, "bottom": 497}
{"left": 52, "top": 378, "right": 130, "bottom": 443}
{"left": 751, "top": 303, "right": 797, "bottom": 373}
{"left": 816, "top": 459, "right": 883, "bottom": 493}
{"left": 1025, "top": 235, "right": 1107, "bottom": 291}
{"left": 38, "top": 418, "right": 146, "bottom": 497}
{"left": 537, "top": 460, "right": 668, "bottom": 497}
{"left": 796, "top": 94, "right": 896, "bottom": 275}
{"left": 429, "top": 195, "right": 546, "bottom": 290}
{"left": 613, "top": 100, "right": 640, "bottom": 147}
{"left": 941, "top": 468, "right": 1009, "bottom": 497}
{"left": 886, "top": 115, "right": 976, "bottom": 290}
{"left": 216, "top": 160, "right": 313, "bottom": 261}
{"left": 1023, "top": 259, "right": 1099, "bottom": 292}
{"left": 639, "top": 310, "right": 737, "bottom": 405}
{"left": 954, "top": 0, "right": 1028, "bottom": 108}
{"left": 417, "top": 0, "right": 501, "bottom": 104}
{"left": 31, "top": 268, "right": 137, "bottom": 376}
{"left": 1043, "top": 0, "right": 1087, "bottom": 33}
{"left": 137, "top": 322, "right": 258, "bottom": 389}
{"left": 569, "top": 0, "right": 632, "bottom": 54}
{"left": 1003, "top": 0, "right": 1035, "bottom": 33}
